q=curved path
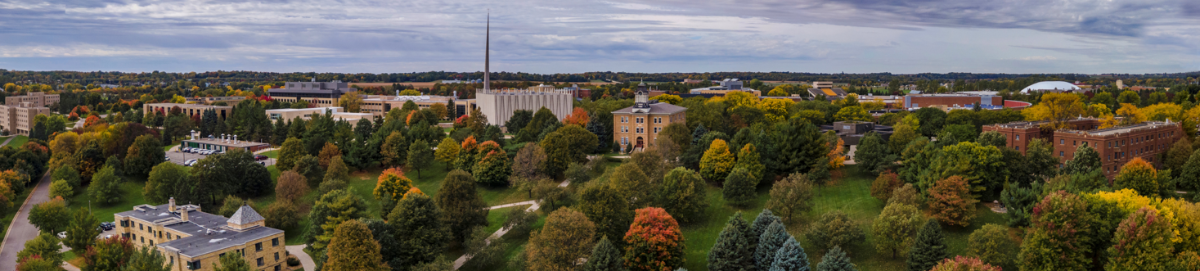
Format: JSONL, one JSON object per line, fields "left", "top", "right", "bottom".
{"left": 452, "top": 179, "right": 571, "bottom": 269}
{"left": 286, "top": 244, "right": 316, "bottom": 271}
{"left": 0, "top": 173, "right": 52, "bottom": 270}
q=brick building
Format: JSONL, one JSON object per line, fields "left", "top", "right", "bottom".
{"left": 115, "top": 198, "right": 286, "bottom": 271}
{"left": 612, "top": 83, "right": 686, "bottom": 152}
{"left": 983, "top": 119, "right": 1183, "bottom": 178}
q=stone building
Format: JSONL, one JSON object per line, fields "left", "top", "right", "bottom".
{"left": 611, "top": 83, "right": 687, "bottom": 151}
{"left": 115, "top": 198, "right": 286, "bottom": 271}
{"left": 476, "top": 84, "right": 574, "bottom": 127}
{"left": 143, "top": 103, "right": 233, "bottom": 120}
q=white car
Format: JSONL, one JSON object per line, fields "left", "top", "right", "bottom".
{"left": 57, "top": 232, "right": 66, "bottom": 239}
{"left": 182, "top": 148, "right": 192, "bottom": 153}
{"left": 184, "top": 159, "right": 198, "bottom": 166}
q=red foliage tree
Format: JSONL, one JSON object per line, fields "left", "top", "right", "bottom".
{"left": 83, "top": 115, "right": 105, "bottom": 128}
{"left": 563, "top": 107, "right": 590, "bottom": 126}
{"left": 623, "top": 207, "right": 686, "bottom": 271}
{"left": 929, "top": 176, "right": 977, "bottom": 227}
{"left": 870, "top": 170, "right": 902, "bottom": 202}
{"left": 930, "top": 256, "right": 1002, "bottom": 271}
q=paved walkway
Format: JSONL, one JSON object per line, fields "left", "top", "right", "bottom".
{"left": 253, "top": 147, "right": 278, "bottom": 154}
{"left": 451, "top": 178, "right": 572, "bottom": 269}
{"left": 286, "top": 244, "right": 316, "bottom": 271}
{"left": 0, "top": 137, "right": 14, "bottom": 147}
{"left": 0, "top": 173, "right": 52, "bottom": 270}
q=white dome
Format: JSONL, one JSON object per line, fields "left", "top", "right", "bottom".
{"left": 1020, "top": 81, "right": 1081, "bottom": 94}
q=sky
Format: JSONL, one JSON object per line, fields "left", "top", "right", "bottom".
{"left": 1, "top": 0, "right": 1199, "bottom": 74}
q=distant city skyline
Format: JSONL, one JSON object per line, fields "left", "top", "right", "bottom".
{"left": 1, "top": 0, "right": 1198, "bottom": 74}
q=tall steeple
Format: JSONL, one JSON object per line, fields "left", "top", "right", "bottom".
{"left": 484, "top": 11, "right": 490, "bottom": 93}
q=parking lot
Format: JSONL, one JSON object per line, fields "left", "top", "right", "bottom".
{"left": 166, "top": 148, "right": 275, "bottom": 167}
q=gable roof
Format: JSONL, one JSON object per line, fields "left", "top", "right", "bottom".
{"left": 227, "top": 205, "right": 264, "bottom": 225}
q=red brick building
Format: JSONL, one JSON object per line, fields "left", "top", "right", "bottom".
{"left": 983, "top": 119, "right": 1183, "bottom": 179}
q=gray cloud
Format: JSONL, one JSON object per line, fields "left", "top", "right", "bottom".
{"left": 0, "top": 0, "right": 1196, "bottom": 73}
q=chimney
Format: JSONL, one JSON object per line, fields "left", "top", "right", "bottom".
{"left": 181, "top": 207, "right": 189, "bottom": 222}
{"left": 168, "top": 197, "right": 176, "bottom": 213}
{"left": 233, "top": 135, "right": 237, "bottom": 144}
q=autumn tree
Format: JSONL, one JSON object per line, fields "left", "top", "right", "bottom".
{"left": 435, "top": 170, "right": 489, "bottom": 244}
{"left": 373, "top": 168, "right": 412, "bottom": 218}
{"left": 322, "top": 155, "right": 350, "bottom": 192}
{"left": 434, "top": 137, "right": 460, "bottom": 169}
{"left": 736, "top": 143, "right": 765, "bottom": 182}
{"left": 49, "top": 180, "right": 72, "bottom": 199}
{"left": 653, "top": 167, "right": 709, "bottom": 224}
{"left": 873, "top": 202, "right": 923, "bottom": 258}
{"left": 122, "top": 134, "right": 164, "bottom": 178}
{"left": 766, "top": 173, "right": 814, "bottom": 222}
{"left": 124, "top": 246, "right": 171, "bottom": 271}
{"left": 870, "top": 170, "right": 902, "bottom": 202}
{"left": 564, "top": 107, "right": 591, "bottom": 126}
{"left": 81, "top": 236, "right": 134, "bottom": 271}
{"left": 512, "top": 143, "right": 548, "bottom": 180}
{"left": 338, "top": 91, "right": 365, "bottom": 112}
{"left": 263, "top": 201, "right": 301, "bottom": 229}
{"left": 472, "top": 144, "right": 512, "bottom": 186}
{"left": 527, "top": 207, "right": 597, "bottom": 271}
{"left": 700, "top": 139, "right": 735, "bottom": 182}
{"left": 1018, "top": 191, "right": 1093, "bottom": 271}
{"left": 624, "top": 207, "right": 685, "bottom": 271}
{"left": 275, "top": 170, "right": 308, "bottom": 203}
{"left": 381, "top": 131, "right": 407, "bottom": 167}
{"left": 1165, "top": 137, "right": 1193, "bottom": 176}
{"left": 1114, "top": 158, "right": 1158, "bottom": 197}
{"left": 276, "top": 137, "right": 305, "bottom": 170}
{"left": 317, "top": 142, "right": 341, "bottom": 168}
{"left": 541, "top": 125, "right": 598, "bottom": 176}
{"left": 806, "top": 210, "right": 865, "bottom": 251}
{"left": 1107, "top": 207, "right": 1175, "bottom": 270}
{"left": 1023, "top": 93, "right": 1085, "bottom": 129}
{"left": 610, "top": 163, "right": 653, "bottom": 208}
{"left": 928, "top": 176, "right": 978, "bottom": 226}
{"left": 323, "top": 220, "right": 387, "bottom": 271}
{"left": 929, "top": 256, "right": 1001, "bottom": 271}
{"left": 17, "top": 233, "right": 63, "bottom": 268}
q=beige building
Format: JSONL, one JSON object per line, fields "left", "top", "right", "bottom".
{"left": 0, "top": 106, "right": 50, "bottom": 135}
{"left": 476, "top": 84, "right": 574, "bottom": 127}
{"left": 265, "top": 107, "right": 372, "bottom": 127}
{"left": 144, "top": 103, "right": 233, "bottom": 120}
{"left": 612, "top": 83, "right": 687, "bottom": 151}
{"left": 361, "top": 94, "right": 476, "bottom": 120}
{"left": 115, "top": 198, "right": 286, "bottom": 271}
{"left": 689, "top": 79, "right": 761, "bottom": 96}
{"left": 268, "top": 80, "right": 356, "bottom": 106}
{"left": 186, "top": 96, "right": 247, "bottom": 106}
{"left": 5, "top": 92, "right": 59, "bottom": 108}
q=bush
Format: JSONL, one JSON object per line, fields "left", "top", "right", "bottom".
{"left": 929, "top": 256, "right": 1001, "bottom": 271}
{"left": 871, "top": 170, "right": 902, "bottom": 202}
{"left": 722, "top": 167, "right": 757, "bottom": 207}
{"left": 805, "top": 210, "right": 865, "bottom": 251}
{"left": 928, "top": 176, "right": 977, "bottom": 226}
{"left": 888, "top": 183, "right": 921, "bottom": 207}
{"left": 263, "top": 201, "right": 302, "bottom": 229}
{"left": 287, "top": 256, "right": 300, "bottom": 267}
{"left": 49, "top": 180, "right": 73, "bottom": 199}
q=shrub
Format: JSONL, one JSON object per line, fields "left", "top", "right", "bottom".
{"left": 928, "top": 176, "right": 977, "bottom": 226}
{"left": 722, "top": 167, "right": 757, "bottom": 207}
{"left": 929, "top": 256, "right": 1002, "bottom": 271}
{"left": 966, "top": 224, "right": 1015, "bottom": 268}
{"left": 888, "top": 183, "right": 921, "bottom": 207}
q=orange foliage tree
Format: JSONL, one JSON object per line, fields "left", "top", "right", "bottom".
{"left": 827, "top": 136, "right": 846, "bottom": 180}
{"left": 1114, "top": 157, "right": 1158, "bottom": 197}
{"left": 563, "top": 107, "right": 590, "bottom": 126}
{"left": 623, "top": 207, "right": 685, "bottom": 271}
{"left": 373, "top": 168, "right": 413, "bottom": 217}
{"left": 871, "top": 170, "right": 902, "bottom": 202}
{"left": 929, "top": 176, "right": 978, "bottom": 227}
{"left": 83, "top": 115, "right": 105, "bottom": 128}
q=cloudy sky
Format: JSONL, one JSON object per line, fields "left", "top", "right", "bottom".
{"left": 1, "top": 0, "right": 1199, "bottom": 74}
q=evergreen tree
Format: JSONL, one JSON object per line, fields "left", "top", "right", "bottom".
{"left": 779, "top": 119, "right": 825, "bottom": 175}
{"left": 768, "top": 236, "right": 810, "bottom": 271}
{"left": 748, "top": 210, "right": 783, "bottom": 249}
{"left": 815, "top": 246, "right": 856, "bottom": 271}
{"left": 756, "top": 221, "right": 789, "bottom": 270}
{"left": 434, "top": 170, "right": 489, "bottom": 244}
{"left": 906, "top": 220, "right": 948, "bottom": 271}
{"left": 1063, "top": 145, "right": 1102, "bottom": 175}
{"left": 387, "top": 192, "right": 450, "bottom": 269}
{"left": 582, "top": 236, "right": 627, "bottom": 271}
{"left": 723, "top": 167, "right": 757, "bottom": 207}
{"left": 854, "top": 132, "right": 893, "bottom": 175}
{"left": 708, "top": 212, "right": 754, "bottom": 271}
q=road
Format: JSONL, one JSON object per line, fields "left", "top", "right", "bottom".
{"left": 286, "top": 245, "right": 316, "bottom": 271}
{"left": 0, "top": 173, "right": 51, "bottom": 270}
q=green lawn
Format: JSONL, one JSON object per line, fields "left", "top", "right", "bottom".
{"left": 262, "top": 150, "right": 279, "bottom": 159}
{"left": 69, "top": 176, "right": 148, "bottom": 223}
{"left": 5, "top": 135, "right": 28, "bottom": 148}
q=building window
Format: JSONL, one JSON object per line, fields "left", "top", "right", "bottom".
{"left": 1059, "top": 151, "right": 1064, "bottom": 157}
{"left": 256, "top": 242, "right": 263, "bottom": 252}
{"left": 275, "top": 252, "right": 280, "bottom": 261}
{"left": 272, "top": 238, "right": 279, "bottom": 247}
{"left": 187, "top": 261, "right": 201, "bottom": 270}
{"left": 258, "top": 258, "right": 264, "bottom": 266}
{"left": 1015, "top": 146, "right": 1019, "bottom": 151}
{"left": 275, "top": 265, "right": 281, "bottom": 271}
{"left": 637, "top": 117, "right": 644, "bottom": 124}
{"left": 1073, "top": 140, "right": 1076, "bottom": 145}
{"left": 167, "top": 233, "right": 172, "bottom": 239}
{"left": 1015, "top": 135, "right": 1019, "bottom": 140}
{"left": 636, "top": 128, "right": 644, "bottom": 134}
{"left": 1060, "top": 139, "right": 1064, "bottom": 144}
{"left": 654, "top": 127, "right": 661, "bottom": 133}
{"left": 139, "top": 224, "right": 143, "bottom": 230}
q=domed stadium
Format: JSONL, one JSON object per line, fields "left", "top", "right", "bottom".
{"left": 1020, "top": 81, "right": 1081, "bottom": 94}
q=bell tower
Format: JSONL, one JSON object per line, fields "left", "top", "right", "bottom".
{"left": 632, "top": 81, "right": 650, "bottom": 113}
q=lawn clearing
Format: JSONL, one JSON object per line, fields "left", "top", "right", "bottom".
{"left": 68, "top": 176, "right": 148, "bottom": 224}
{"left": 5, "top": 135, "right": 28, "bottom": 148}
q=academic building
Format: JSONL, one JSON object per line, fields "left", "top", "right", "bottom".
{"left": 476, "top": 84, "right": 574, "bottom": 127}
{"left": 268, "top": 80, "right": 357, "bottom": 106}
{"left": 0, "top": 92, "right": 57, "bottom": 135}
{"left": 982, "top": 118, "right": 1183, "bottom": 179}
{"left": 611, "top": 83, "right": 687, "bottom": 151}
{"left": 143, "top": 103, "right": 233, "bottom": 120}
{"left": 114, "top": 198, "right": 286, "bottom": 271}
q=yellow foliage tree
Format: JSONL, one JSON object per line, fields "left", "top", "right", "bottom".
{"left": 1142, "top": 103, "right": 1183, "bottom": 122}
{"left": 827, "top": 137, "right": 846, "bottom": 176}
{"left": 1160, "top": 198, "right": 1200, "bottom": 252}
{"left": 861, "top": 98, "right": 887, "bottom": 111}
{"left": 372, "top": 168, "right": 413, "bottom": 201}
{"left": 1115, "top": 103, "right": 1146, "bottom": 126}
{"left": 699, "top": 139, "right": 735, "bottom": 182}
{"left": 169, "top": 95, "right": 187, "bottom": 104}
{"left": 399, "top": 89, "right": 422, "bottom": 96}
{"left": 649, "top": 94, "right": 682, "bottom": 105}
{"left": 758, "top": 98, "right": 795, "bottom": 123}
{"left": 723, "top": 91, "right": 759, "bottom": 110}
{"left": 1085, "top": 103, "right": 1111, "bottom": 118}
{"left": 1022, "top": 93, "right": 1085, "bottom": 129}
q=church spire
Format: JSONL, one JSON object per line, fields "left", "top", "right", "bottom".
{"left": 484, "top": 11, "right": 490, "bottom": 93}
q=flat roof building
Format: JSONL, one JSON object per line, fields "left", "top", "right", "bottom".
{"left": 903, "top": 93, "right": 1004, "bottom": 110}
{"left": 690, "top": 78, "right": 761, "bottom": 96}
{"left": 186, "top": 96, "right": 247, "bottom": 107}
{"left": 477, "top": 84, "right": 574, "bottom": 127}
{"left": 0, "top": 92, "right": 57, "bottom": 136}
{"left": 265, "top": 107, "right": 372, "bottom": 127}
{"left": 807, "top": 81, "right": 847, "bottom": 100}
{"left": 5, "top": 92, "right": 59, "bottom": 108}
{"left": 268, "top": 80, "right": 357, "bottom": 107}
{"left": 115, "top": 198, "right": 285, "bottom": 271}
{"left": 144, "top": 103, "right": 233, "bottom": 120}
{"left": 820, "top": 121, "right": 893, "bottom": 145}
{"left": 982, "top": 119, "right": 1182, "bottom": 179}
{"left": 180, "top": 131, "right": 271, "bottom": 153}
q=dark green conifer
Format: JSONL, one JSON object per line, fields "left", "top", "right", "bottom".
{"left": 708, "top": 212, "right": 754, "bottom": 271}
{"left": 748, "top": 210, "right": 782, "bottom": 249}
{"left": 755, "top": 221, "right": 788, "bottom": 270}
{"left": 906, "top": 220, "right": 948, "bottom": 271}
{"left": 582, "top": 236, "right": 626, "bottom": 271}
{"left": 768, "top": 236, "right": 810, "bottom": 271}
{"left": 815, "top": 246, "right": 856, "bottom": 271}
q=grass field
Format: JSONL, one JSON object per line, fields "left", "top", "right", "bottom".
{"left": 68, "top": 176, "right": 149, "bottom": 224}
{"left": 5, "top": 135, "right": 28, "bottom": 148}
{"left": 262, "top": 150, "right": 279, "bottom": 159}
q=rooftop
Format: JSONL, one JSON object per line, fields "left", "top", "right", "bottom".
{"left": 612, "top": 102, "right": 686, "bottom": 115}
{"left": 1058, "top": 121, "right": 1179, "bottom": 136}
{"left": 145, "top": 103, "right": 232, "bottom": 109}
{"left": 160, "top": 225, "right": 282, "bottom": 258}
{"left": 183, "top": 135, "right": 270, "bottom": 147}
{"left": 117, "top": 203, "right": 283, "bottom": 258}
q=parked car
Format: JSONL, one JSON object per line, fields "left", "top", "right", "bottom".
{"left": 57, "top": 232, "right": 66, "bottom": 239}
{"left": 184, "top": 159, "right": 198, "bottom": 166}
{"left": 165, "top": 155, "right": 170, "bottom": 161}
{"left": 182, "top": 148, "right": 192, "bottom": 153}
{"left": 254, "top": 155, "right": 268, "bottom": 161}
{"left": 99, "top": 222, "right": 115, "bottom": 231}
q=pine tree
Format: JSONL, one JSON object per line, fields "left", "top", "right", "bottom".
{"left": 708, "top": 212, "right": 754, "bottom": 271}
{"left": 388, "top": 192, "right": 450, "bottom": 269}
{"left": 815, "top": 246, "right": 856, "bottom": 271}
{"left": 756, "top": 221, "right": 789, "bottom": 270}
{"left": 748, "top": 210, "right": 783, "bottom": 249}
{"left": 906, "top": 220, "right": 948, "bottom": 271}
{"left": 768, "top": 236, "right": 810, "bottom": 271}
{"left": 582, "top": 236, "right": 626, "bottom": 271}
{"left": 323, "top": 220, "right": 387, "bottom": 271}
{"left": 434, "top": 169, "right": 489, "bottom": 244}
